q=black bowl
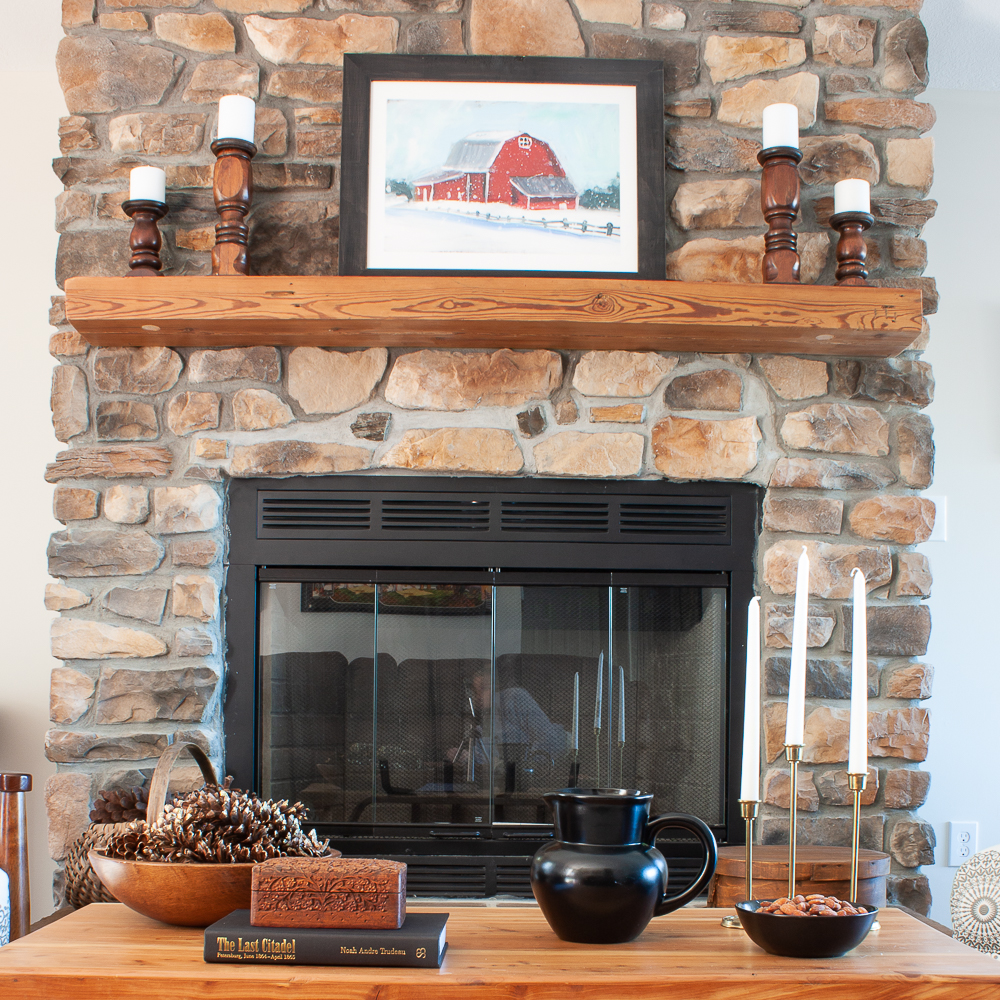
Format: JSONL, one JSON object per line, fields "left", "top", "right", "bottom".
{"left": 736, "top": 900, "right": 878, "bottom": 958}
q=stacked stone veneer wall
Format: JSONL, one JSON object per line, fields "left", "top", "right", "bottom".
{"left": 47, "top": 0, "right": 937, "bottom": 910}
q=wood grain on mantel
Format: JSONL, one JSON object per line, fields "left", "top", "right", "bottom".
{"left": 64, "top": 275, "right": 923, "bottom": 357}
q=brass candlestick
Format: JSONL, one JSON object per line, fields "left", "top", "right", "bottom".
{"left": 758, "top": 146, "right": 803, "bottom": 283}
{"left": 122, "top": 199, "right": 168, "bottom": 276}
{"left": 785, "top": 744, "right": 803, "bottom": 898}
{"left": 848, "top": 771, "right": 867, "bottom": 902}
{"left": 722, "top": 798, "right": 760, "bottom": 929}
{"left": 211, "top": 136, "right": 257, "bottom": 276}
{"left": 830, "top": 211, "right": 875, "bottom": 286}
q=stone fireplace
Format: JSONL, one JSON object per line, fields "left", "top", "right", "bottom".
{"left": 46, "top": 0, "right": 936, "bottom": 910}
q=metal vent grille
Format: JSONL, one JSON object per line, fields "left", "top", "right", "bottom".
{"left": 260, "top": 495, "right": 371, "bottom": 532}
{"left": 620, "top": 501, "right": 728, "bottom": 536}
{"left": 500, "top": 500, "right": 609, "bottom": 533}
{"left": 404, "top": 862, "right": 488, "bottom": 898}
{"left": 495, "top": 862, "right": 533, "bottom": 896}
{"left": 382, "top": 498, "right": 490, "bottom": 532}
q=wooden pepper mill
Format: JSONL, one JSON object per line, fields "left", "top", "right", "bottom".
{"left": 758, "top": 145, "right": 803, "bottom": 284}
{"left": 0, "top": 773, "right": 31, "bottom": 941}
{"left": 211, "top": 136, "right": 256, "bottom": 276}
{"left": 122, "top": 200, "right": 168, "bottom": 276}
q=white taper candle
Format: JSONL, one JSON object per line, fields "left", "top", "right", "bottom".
{"left": 848, "top": 568, "right": 868, "bottom": 774}
{"left": 740, "top": 596, "right": 762, "bottom": 802}
{"left": 785, "top": 545, "right": 809, "bottom": 746}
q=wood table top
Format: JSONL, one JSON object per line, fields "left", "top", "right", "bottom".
{"left": 0, "top": 902, "right": 996, "bottom": 1000}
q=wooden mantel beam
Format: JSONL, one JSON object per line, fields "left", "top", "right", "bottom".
{"left": 64, "top": 275, "right": 923, "bottom": 357}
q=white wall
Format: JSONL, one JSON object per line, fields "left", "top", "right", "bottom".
{"left": 0, "top": 0, "right": 66, "bottom": 921}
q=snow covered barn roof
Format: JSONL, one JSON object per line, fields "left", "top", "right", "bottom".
{"left": 412, "top": 168, "right": 465, "bottom": 186}
{"left": 510, "top": 176, "right": 578, "bottom": 198}
{"left": 443, "top": 131, "right": 523, "bottom": 172}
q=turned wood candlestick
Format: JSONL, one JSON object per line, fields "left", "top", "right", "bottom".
{"left": 122, "top": 200, "right": 168, "bottom": 277}
{"left": 211, "top": 137, "right": 257, "bottom": 276}
{"left": 0, "top": 773, "right": 31, "bottom": 941}
{"left": 830, "top": 210, "right": 875, "bottom": 286}
{"left": 758, "top": 146, "right": 803, "bottom": 284}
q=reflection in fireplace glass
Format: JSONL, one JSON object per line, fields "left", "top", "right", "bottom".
{"left": 259, "top": 579, "right": 726, "bottom": 827}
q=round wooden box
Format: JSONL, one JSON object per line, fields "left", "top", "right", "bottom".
{"left": 706, "top": 845, "right": 889, "bottom": 907}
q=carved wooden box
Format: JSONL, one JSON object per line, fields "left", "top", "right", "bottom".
{"left": 250, "top": 858, "right": 407, "bottom": 929}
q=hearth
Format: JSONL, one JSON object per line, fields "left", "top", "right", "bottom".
{"left": 226, "top": 476, "right": 760, "bottom": 896}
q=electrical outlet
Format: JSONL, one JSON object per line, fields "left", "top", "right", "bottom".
{"left": 949, "top": 821, "right": 978, "bottom": 866}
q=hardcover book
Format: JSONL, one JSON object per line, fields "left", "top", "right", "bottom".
{"left": 204, "top": 910, "right": 448, "bottom": 968}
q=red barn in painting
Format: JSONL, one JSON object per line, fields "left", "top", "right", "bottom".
{"left": 413, "top": 131, "right": 578, "bottom": 211}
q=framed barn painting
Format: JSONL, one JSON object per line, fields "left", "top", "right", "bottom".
{"left": 339, "top": 55, "right": 665, "bottom": 279}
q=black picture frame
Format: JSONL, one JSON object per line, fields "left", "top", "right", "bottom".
{"left": 339, "top": 54, "right": 665, "bottom": 279}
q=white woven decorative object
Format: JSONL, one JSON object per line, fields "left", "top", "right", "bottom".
{"left": 0, "top": 867, "right": 9, "bottom": 946}
{"left": 951, "top": 846, "right": 1000, "bottom": 958}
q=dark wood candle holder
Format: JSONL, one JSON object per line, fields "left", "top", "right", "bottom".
{"left": 122, "top": 200, "right": 168, "bottom": 277}
{"left": 758, "top": 146, "right": 803, "bottom": 284}
{"left": 830, "top": 210, "right": 875, "bottom": 286}
{"left": 0, "top": 773, "right": 31, "bottom": 941}
{"left": 211, "top": 137, "right": 257, "bottom": 276}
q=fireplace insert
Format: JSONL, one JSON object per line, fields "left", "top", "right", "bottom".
{"left": 226, "top": 476, "right": 761, "bottom": 897}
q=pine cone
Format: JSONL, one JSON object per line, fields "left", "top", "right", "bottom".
{"left": 90, "top": 786, "right": 149, "bottom": 824}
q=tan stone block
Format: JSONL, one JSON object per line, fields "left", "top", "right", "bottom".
{"left": 764, "top": 603, "right": 835, "bottom": 649}
{"left": 652, "top": 416, "right": 760, "bottom": 480}
{"left": 106, "top": 0, "right": 198, "bottom": 6}
{"left": 648, "top": 2, "right": 684, "bottom": 30}
{"left": 405, "top": 19, "right": 465, "bottom": 54}
{"left": 212, "top": 0, "right": 313, "bottom": 10}
{"left": 175, "top": 628, "right": 215, "bottom": 658}
{"left": 46, "top": 446, "right": 172, "bottom": 483}
{"left": 193, "top": 438, "right": 228, "bottom": 460}
{"left": 104, "top": 586, "right": 168, "bottom": 625}
{"left": 100, "top": 12, "right": 148, "bottom": 29}
{"left": 95, "top": 400, "right": 158, "bottom": 441}
{"left": 64, "top": 0, "right": 95, "bottom": 26}
{"left": 781, "top": 402, "right": 888, "bottom": 456}
{"left": 869, "top": 707, "right": 929, "bottom": 761}
{"left": 166, "top": 392, "right": 220, "bottom": 437}
{"left": 381, "top": 428, "right": 522, "bottom": 475}
{"left": 51, "top": 365, "right": 89, "bottom": 442}
{"left": 802, "top": 705, "right": 849, "bottom": 764}
{"left": 469, "top": 0, "right": 584, "bottom": 56}
{"left": 175, "top": 226, "right": 215, "bottom": 252}
{"left": 824, "top": 98, "right": 935, "bottom": 132}
{"left": 533, "top": 431, "right": 643, "bottom": 478}
{"left": 93, "top": 347, "right": 182, "bottom": 394}
{"left": 590, "top": 404, "right": 644, "bottom": 423}
{"left": 704, "top": 35, "right": 805, "bottom": 84}
{"left": 188, "top": 346, "right": 279, "bottom": 383}
{"left": 294, "top": 107, "right": 341, "bottom": 157}
{"left": 665, "top": 232, "right": 828, "bottom": 284}
{"left": 92, "top": 192, "right": 126, "bottom": 225}
{"left": 763, "top": 539, "right": 891, "bottom": 598}
{"left": 764, "top": 701, "right": 787, "bottom": 763}
{"left": 166, "top": 165, "right": 214, "bottom": 190}
{"left": 45, "top": 583, "right": 91, "bottom": 611}
{"left": 554, "top": 398, "right": 578, "bottom": 425}
{"left": 182, "top": 58, "right": 259, "bottom": 103}
{"left": 386, "top": 349, "right": 560, "bottom": 410}
{"left": 254, "top": 163, "right": 332, "bottom": 190}
{"left": 896, "top": 413, "right": 934, "bottom": 488}
{"left": 814, "top": 15, "right": 875, "bottom": 67}
{"left": 664, "top": 370, "right": 742, "bottom": 411}
{"left": 883, "top": 18, "right": 929, "bottom": 92}
{"left": 825, "top": 0, "right": 920, "bottom": 8}
{"left": 233, "top": 388, "right": 295, "bottom": 430}
{"left": 104, "top": 485, "right": 150, "bottom": 524}
{"left": 572, "top": 351, "right": 675, "bottom": 398}
{"left": 665, "top": 100, "right": 711, "bottom": 118}
{"left": 896, "top": 551, "right": 931, "bottom": 597}
{"left": 887, "top": 136, "right": 934, "bottom": 194}
{"left": 738, "top": 0, "right": 809, "bottom": 7}
{"left": 45, "top": 729, "right": 209, "bottom": 764}
{"left": 890, "top": 234, "right": 927, "bottom": 270}
{"left": 245, "top": 13, "right": 399, "bottom": 66}
{"left": 54, "top": 487, "right": 99, "bottom": 523}
{"left": 172, "top": 574, "right": 219, "bottom": 621}
{"left": 717, "top": 72, "right": 819, "bottom": 129}
{"left": 50, "top": 330, "right": 89, "bottom": 358}
{"left": 265, "top": 68, "right": 343, "bottom": 102}
{"left": 890, "top": 819, "right": 935, "bottom": 867}
{"left": 799, "top": 134, "right": 879, "bottom": 186}
{"left": 255, "top": 107, "right": 288, "bottom": 156}
{"left": 886, "top": 663, "right": 933, "bottom": 700}
{"left": 154, "top": 12, "right": 235, "bottom": 53}
{"left": 815, "top": 766, "right": 878, "bottom": 806}
{"left": 45, "top": 773, "right": 92, "bottom": 861}
{"left": 883, "top": 768, "right": 930, "bottom": 809}
{"left": 231, "top": 440, "right": 371, "bottom": 476}
{"left": 666, "top": 126, "right": 761, "bottom": 173}
{"left": 759, "top": 356, "right": 828, "bottom": 400}
{"left": 576, "top": 0, "right": 641, "bottom": 26}
{"left": 55, "top": 190, "right": 94, "bottom": 232}
{"left": 288, "top": 347, "right": 388, "bottom": 414}
{"left": 50, "top": 667, "right": 95, "bottom": 725}
{"left": 51, "top": 617, "right": 167, "bottom": 660}
{"left": 48, "top": 528, "right": 164, "bottom": 577}
{"left": 95, "top": 665, "right": 218, "bottom": 724}
{"left": 849, "top": 496, "right": 935, "bottom": 544}
{"left": 173, "top": 539, "right": 220, "bottom": 569}
{"left": 58, "top": 116, "right": 99, "bottom": 153}
{"left": 763, "top": 767, "right": 819, "bottom": 811}
{"left": 670, "top": 179, "right": 762, "bottom": 230}
{"left": 152, "top": 485, "right": 221, "bottom": 535}
{"left": 591, "top": 36, "right": 699, "bottom": 92}
{"left": 770, "top": 456, "right": 894, "bottom": 491}
{"left": 763, "top": 495, "right": 843, "bottom": 535}
{"left": 109, "top": 112, "right": 207, "bottom": 155}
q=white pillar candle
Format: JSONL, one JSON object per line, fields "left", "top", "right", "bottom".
{"left": 129, "top": 166, "right": 166, "bottom": 204}
{"left": 594, "top": 653, "right": 603, "bottom": 730}
{"left": 762, "top": 103, "right": 799, "bottom": 150}
{"left": 834, "top": 178, "right": 870, "bottom": 215}
{"left": 618, "top": 666, "right": 625, "bottom": 744}
{"left": 217, "top": 95, "right": 256, "bottom": 143}
{"left": 572, "top": 672, "right": 580, "bottom": 752}
{"left": 784, "top": 546, "right": 809, "bottom": 747}
{"left": 848, "top": 568, "right": 868, "bottom": 774}
{"left": 740, "top": 596, "right": 761, "bottom": 802}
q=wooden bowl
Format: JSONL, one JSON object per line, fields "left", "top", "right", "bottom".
{"left": 736, "top": 900, "right": 878, "bottom": 958}
{"left": 89, "top": 851, "right": 255, "bottom": 927}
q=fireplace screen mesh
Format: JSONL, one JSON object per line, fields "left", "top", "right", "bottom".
{"left": 259, "top": 576, "right": 727, "bottom": 828}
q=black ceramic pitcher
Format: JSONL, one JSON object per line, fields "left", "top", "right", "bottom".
{"left": 530, "top": 788, "right": 718, "bottom": 943}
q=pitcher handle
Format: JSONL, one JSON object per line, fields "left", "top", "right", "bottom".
{"left": 648, "top": 813, "right": 718, "bottom": 916}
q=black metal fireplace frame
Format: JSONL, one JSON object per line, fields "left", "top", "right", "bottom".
{"left": 224, "top": 475, "right": 762, "bottom": 895}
